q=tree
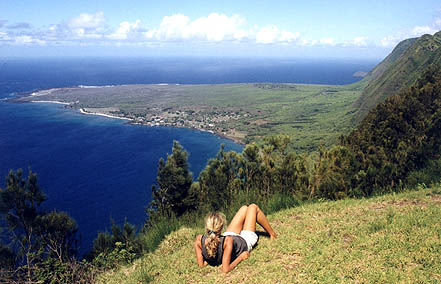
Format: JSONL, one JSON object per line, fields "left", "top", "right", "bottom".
{"left": 150, "top": 141, "right": 195, "bottom": 217}
{"left": 0, "top": 169, "right": 80, "bottom": 282}
{"left": 38, "top": 210, "right": 78, "bottom": 262}
{"left": 0, "top": 169, "right": 46, "bottom": 280}
{"left": 198, "top": 145, "right": 242, "bottom": 210}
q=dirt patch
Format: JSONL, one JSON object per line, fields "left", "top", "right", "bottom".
{"left": 430, "top": 194, "right": 441, "bottom": 204}
{"left": 253, "top": 119, "right": 270, "bottom": 126}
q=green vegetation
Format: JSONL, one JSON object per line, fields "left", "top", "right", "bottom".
{"left": 95, "top": 62, "right": 441, "bottom": 283}
{"left": 3, "top": 33, "right": 441, "bottom": 283}
{"left": 21, "top": 82, "right": 362, "bottom": 152}
{"left": 353, "top": 31, "right": 441, "bottom": 122}
{"left": 0, "top": 169, "right": 95, "bottom": 283}
{"left": 98, "top": 186, "right": 441, "bottom": 284}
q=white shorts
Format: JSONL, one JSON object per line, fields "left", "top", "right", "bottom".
{"left": 223, "top": 230, "right": 258, "bottom": 251}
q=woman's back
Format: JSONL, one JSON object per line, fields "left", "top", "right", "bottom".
{"left": 201, "top": 235, "right": 248, "bottom": 265}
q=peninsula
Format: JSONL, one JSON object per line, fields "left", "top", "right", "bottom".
{"left": 18, "top": 82, "right": 362, "bottom": 151}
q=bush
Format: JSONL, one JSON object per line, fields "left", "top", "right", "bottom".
{"left": 141, "top": 215, "right": 181, "bottom": 253}
{"left": 264, "top": 192, "right": 301, "bottom": 214}
{"left": 406, "top": 158, "right": 441, "bottom": 188}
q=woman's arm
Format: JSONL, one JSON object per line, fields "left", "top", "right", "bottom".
{"left": 221, "top": 237, "right": 250, "bottom": 273}
{"left": 194, "top": 235, "right": 208, "bottom": 267}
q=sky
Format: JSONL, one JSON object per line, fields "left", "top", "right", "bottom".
{"left": 1, "top": 0, "right": 440, "bottom": 59}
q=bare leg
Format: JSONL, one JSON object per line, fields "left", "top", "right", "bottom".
{"left": 243, "top": 204, "right": 277, "bottom": 239}
{"left": 226, "top": 205, "right": 248, "bottom": 234}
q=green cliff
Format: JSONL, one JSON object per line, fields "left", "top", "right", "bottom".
{"left": 353, "top": 31, "right": 441, "bottom": 123}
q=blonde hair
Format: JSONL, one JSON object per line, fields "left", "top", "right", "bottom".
{"left": 204, "top": 212, "right": 226, "bottom": 258}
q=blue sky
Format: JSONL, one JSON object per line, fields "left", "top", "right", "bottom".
{"left": 1, "top": 0, "right": 440, "bottom": 58}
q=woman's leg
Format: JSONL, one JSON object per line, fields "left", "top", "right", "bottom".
{"left": 243, "top": 204, "right": 277, "bottom": 239}
{"left": 225, "top": 205, "right": 248, "bottom": 234}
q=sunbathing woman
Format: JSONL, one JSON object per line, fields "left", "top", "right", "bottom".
{"left": 194, "top": 204, "right": 277, "bottom": 273}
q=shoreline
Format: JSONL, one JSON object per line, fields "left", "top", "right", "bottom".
{"left": 31, "top": 100, "right": 71, "bottom": 105}
{"left": 77, "top": 106, "right": 244, "bottom": 145}
{"left": 25, "top": 98, "right": 244, "bottom": 144}
{"left": 79, "top": 108, "right": 132, "bottom": 121}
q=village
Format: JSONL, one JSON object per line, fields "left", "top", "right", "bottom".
{"left": 110, "top": 107, "right": 250, "bottom": 139}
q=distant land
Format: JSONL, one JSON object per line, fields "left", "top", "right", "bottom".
{"left": 17, "top": 82, "right": 363, "bottom": 152}
{"left": 14, "top": 31, "right": 441, "bottom": 152}
{"left": 353, "top": 71, "right": 368, "bottom": 78}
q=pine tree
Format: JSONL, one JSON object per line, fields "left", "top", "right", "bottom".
{"left": 150, "top": 141, "right": 195, "bottom": 217}
{"left": 0, "top": 169, "right": 46, "bottom": 280}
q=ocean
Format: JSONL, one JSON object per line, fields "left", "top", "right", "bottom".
{"left": 0, "top": 57, "right": 377, "bottom": 255}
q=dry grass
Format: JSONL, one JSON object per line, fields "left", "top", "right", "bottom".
{"left": 98, "top": 187, "right": 441, "bottom": 284}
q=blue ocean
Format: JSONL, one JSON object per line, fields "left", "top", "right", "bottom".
{"left": 0, "top": 57, "right": 377, "bottom": 254}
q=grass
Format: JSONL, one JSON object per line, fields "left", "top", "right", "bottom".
{"left": 97, "top": 186, "right": 441, "bottom": 284}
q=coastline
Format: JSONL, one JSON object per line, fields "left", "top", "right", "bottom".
{"left": 31, "top": 100, "right": 71, "bottom": 105}
{"left": 79, "top": 108, "right": 132, "bottom": 121}
{"left": 26, "top": 98, "right": 244, "bottom": 144}
{"left": 28, "top": 99, "right": 244, "bottom": 145}
{"left": 77, "top": 107, "right": 245, "bottom": 145}
{"left": 18, "top": 85, "right": 254, "bottom": 146}
{"left": 78, "top": 107, "right": 245, "bottom": 145}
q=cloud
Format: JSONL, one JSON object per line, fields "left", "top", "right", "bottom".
{"left": 144, "top": 13, "right": 300, "bottom": 45}
{"left": 0, "top": 31, "right": 10, "bottom": 41}
{"left": 380, "top": 17, "right": 441, "bottom": 48}
{"left": 0, "top": 11, "right": 393, "bottom": 51}
{"left": 6, "top": 22, "right": 32, "bottom": 29}
{"left": 319, "top": 38, "right": 335, "bottom": 46}
{"left": 145, "top": 13, "right": 250, "bottom": 42}
{"left": 108, "top": 20, "right": 145, "bottom": 40}
{"left": 13, "top": 35, "right": 45, "bottom": 45}
{"left": 351, "top": 36, "right": 368, "bottom": 47}
{"left": 67, "top": 11, "right": 107, "bottom": 39}
{"left": 68, "top": 12, "right": 105, "bottom": 29}
{"left": 0, "top": 20, "right": 7, "bottom": 28}
{"left": 411, "top": 25, "right": 437, "bottom": 36}
{"left": 255, "top": 26, "right": 299, "bottom": 44}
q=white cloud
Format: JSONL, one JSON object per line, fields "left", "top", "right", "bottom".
{"left": 13, "top": 35, "right": 45, "bottom": 45}
{"left": 351, "top": 36, "right": 368, "bottom": 47}
{"left": 255, "top": 26, "right": 279, "bottom": 44}
{"left": 380, "top": 35, "right": 400, "bottom": 47}
{"left": 145, "top": 13, "right": 249, "bottom": 42}
{"left": 67, "top": 12, "right": 106, "bottom": 39}
{"left": 255, "top": 26, "right": 299, "bottom": 44}
{"left": 145, "top": 13, "right": 298, "bottom": 44}
{"left": 319, "top": 37, "right": 335, "bottom": 46}
{"left": 108, "top": 20, "right": 144, "bottom": 40}
{"left": 0, "top": 31, "right": 10, "bottom": 41}
{"left": 411, "top": 25, "right": 436, "bottom": 37}
{"left": 68, "top": 12, "right": 105, "bottom": 29}
{"left": 380, "top": 17, "right": 441, "bottom": 48}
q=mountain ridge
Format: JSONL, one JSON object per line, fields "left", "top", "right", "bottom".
{"left": 353, "top": 31, "right": 441, "bottom": 123}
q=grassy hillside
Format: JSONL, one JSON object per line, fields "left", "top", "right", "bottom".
{"left": 98, "top": 186, "right": 441, "bottom": 284}
{"left": 353, "top": 31, "right": 441, "bottom": 123}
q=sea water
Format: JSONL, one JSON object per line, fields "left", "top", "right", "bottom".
{"left": 0, "top": 57, "right": 377, "bottom": 254}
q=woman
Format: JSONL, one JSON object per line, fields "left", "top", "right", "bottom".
{"left": 194, "top": 204, "right": 277, "bottom": 273}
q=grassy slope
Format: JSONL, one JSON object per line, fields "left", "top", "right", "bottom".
{"left": 353, "top": 31, "right": 441, "bottom": 123}
{"left": 99, "top": 186, "right": 441, "bottom": 284}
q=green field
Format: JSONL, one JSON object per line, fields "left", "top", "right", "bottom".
{"left": 97, "top": 186, "right": 441, "bottom": 284}
{"left": 22, "top": 82, "right": 363, "bottom": 152}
